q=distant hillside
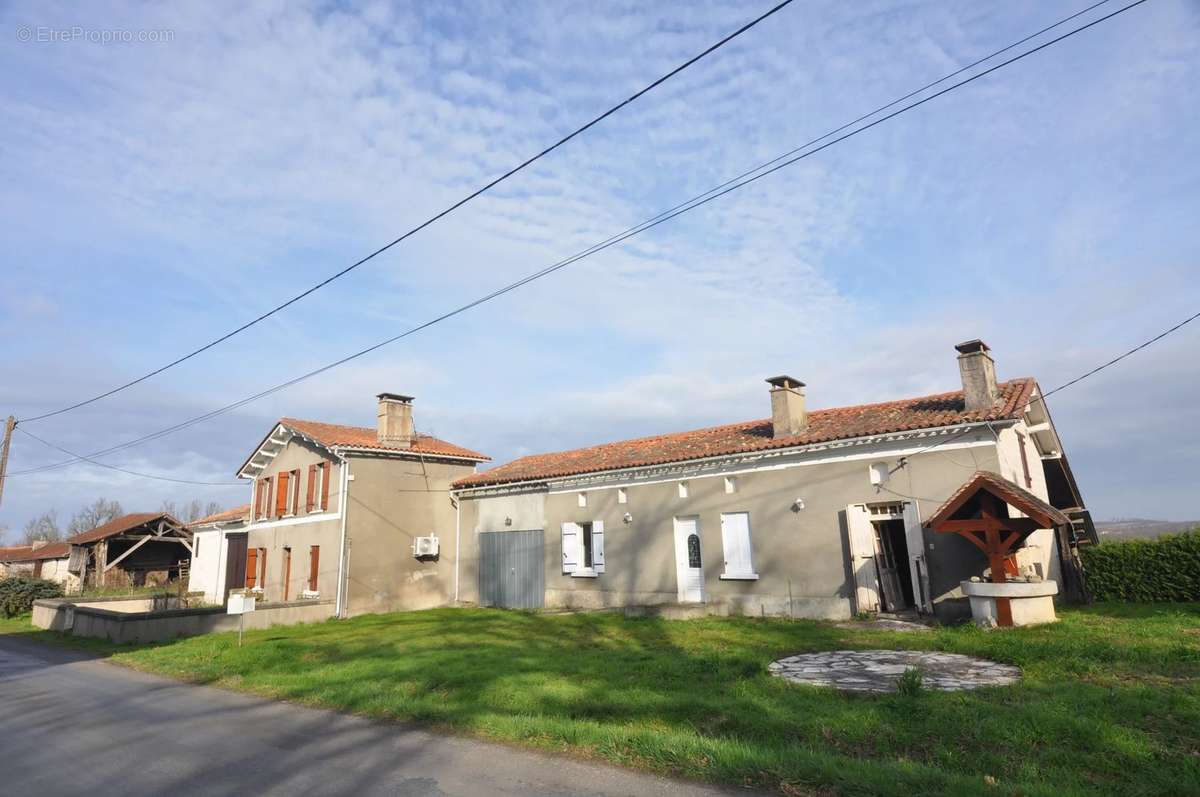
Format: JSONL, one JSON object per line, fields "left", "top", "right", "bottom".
{"left": 1095, "top": 519, "right": 1199, "bottom": 541}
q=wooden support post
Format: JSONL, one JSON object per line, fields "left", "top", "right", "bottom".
{"left": 96, "top": 541, "right": 108, "bottom": 588}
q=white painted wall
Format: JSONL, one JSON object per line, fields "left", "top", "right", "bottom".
{"left": 187, "top": 530, "right": 225, "bottom": 603}
{"left": 995, "top": 422, "right": 1061, "bottom": 583}
{"left": 37, "top": 558, "right": 80, "bottom": 592}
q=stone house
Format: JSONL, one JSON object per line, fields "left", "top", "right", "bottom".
{"left": 452, "top": 341, "right": 1092, "bottom": 622}
{"left": 186, "top": 394, "right": 489, "bottom": 616}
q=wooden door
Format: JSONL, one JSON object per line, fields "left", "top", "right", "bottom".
{"left": 873, "top": 523, "right": 904, "bottom": 612}
{"left": 845, "top": 505, "right": 880, "bottom": 613}
{"left": 223, "top": 533, "right": 248, "bottom": 602}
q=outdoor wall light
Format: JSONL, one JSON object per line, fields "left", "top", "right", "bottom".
{"left": 623, "top": 512, "right": 633, "bottom": 524}
{"left": 791, "top": 497, "right": 806, "bottom": 512}
{"left": 504, "top": 516, "right": 513, "bottom": 526}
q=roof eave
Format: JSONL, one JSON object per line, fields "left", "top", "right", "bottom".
{"left": 454, "top": 419, "right": 1011, "bottom": 493}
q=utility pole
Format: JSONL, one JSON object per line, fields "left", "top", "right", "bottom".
{"left": 0, "top": 415, "right": 15, "bottom": 510}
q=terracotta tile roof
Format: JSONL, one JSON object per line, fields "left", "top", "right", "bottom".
{"left": 925, "top": 470, "right": 1070, "bottom": 530}
{"left": 281, "top": 418, "right": 489, "bottom": 462}
{"left": 0, "top": 546, "right": 34, "bottom": 563}
{"left": 65, "top": 513, "right": 180, "bottom": 545}
{"left": 28, "top": 542, "right": 71, "bottom": 560}
{"left": 190, "top": 504, "right": 251, "bottom": 527}
{"left": 454, "top": 378, "right": 1037, "bottom": 489}
{"left": 0, "top": 543, "right": 70, "bottom": 562}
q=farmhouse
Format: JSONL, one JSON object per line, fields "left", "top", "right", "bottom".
{"left": 453, "top": 341, "right": 1094, "bottom": 622}
{"left": 0, "top": 542, "right": 75, "bottom": 590}
{"left": 186, "top": 394, "right": 489, "bottom": 616}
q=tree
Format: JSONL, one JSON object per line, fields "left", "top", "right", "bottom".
{"left": 160, "top": 498, "right": 224, "bottom": 522}
{"left": 22, "top": 511, "right": 61, "bottom": 545}
{"left": 66, "top": 498, "right": 124, "bottom": 536}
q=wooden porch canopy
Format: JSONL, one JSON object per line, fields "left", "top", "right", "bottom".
{"left": 924, "top": 470, "right": 1069, "bottom": 586}
{"left": 65, "top": 513, "right": 192, "bottom": 584}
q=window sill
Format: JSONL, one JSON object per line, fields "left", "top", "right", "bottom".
{"left": 570, "top": 570, "right": 599, "bottom": 578}
{"left": 719, "top": 573, "right": 760, "bottom": 581}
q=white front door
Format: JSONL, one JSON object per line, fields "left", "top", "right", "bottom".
{"left": 673, "top": 516, "right": 705, "bottom": 603}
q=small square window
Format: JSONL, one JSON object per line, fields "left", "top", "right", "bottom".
{"left": 678, "top": 481, "right": 689, "bottom": 499}
{"left": 724, "top": 476, "right": 737, "bottom": 494}
{"left": 578, "top": 492, "right": 587, "bottom": 508}
{"left": 617, "top": 488, "right": 627, "bottom": 504}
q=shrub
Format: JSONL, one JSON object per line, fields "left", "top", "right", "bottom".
{"left": 0, "top": 576, "right": 64, "bottom": 618}
{"left": 895, "top": 666, "right": 924, "bottom": 696}
{"left": 1081, "top": 530, "right": 1200, "bottom": 602}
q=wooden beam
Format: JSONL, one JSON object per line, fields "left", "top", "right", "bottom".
{"left": 934, "top": 518, "right": 1010, "bottom": 533}
{"left": 104, "top": 534, "right": 154, "bottom": 572}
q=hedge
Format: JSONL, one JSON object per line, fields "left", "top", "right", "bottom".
{"left": 0, "top": 576, "right": 64, "bottom": 618}
{"left": 1081, "top": 530, "right": 1200, "bottom": 602}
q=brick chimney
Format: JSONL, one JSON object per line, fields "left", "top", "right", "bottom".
{"left": 376, "top": 393, "right": 414, "bottom": 448}
{"left": 955, "top": 340, "right": 999, "bottom": 411}
{"left": 766, "top": 375, "right": 807, "bottom": 437}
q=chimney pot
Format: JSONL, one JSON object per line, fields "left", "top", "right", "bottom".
{"left": 766, "top": 375, "right": 807, "bottom": 437}
{"left": 955, "top": 339, "right": 999, "bottom": 411}
{"left": 376, "top": 393, "right": 414, "bottom": 448}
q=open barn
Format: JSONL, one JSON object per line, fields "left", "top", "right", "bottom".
{"left": 66, "top": 513, "right": 193, "bottom": 589}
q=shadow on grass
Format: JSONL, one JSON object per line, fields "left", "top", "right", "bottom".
{"left": 8, "top": 605, "right": 1199, "bottom": 796}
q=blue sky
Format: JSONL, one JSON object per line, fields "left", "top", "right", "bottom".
{"left": 1, "top": 0, "right": 1197, "bottom": 538}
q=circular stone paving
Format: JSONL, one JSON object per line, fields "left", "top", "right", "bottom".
{"left": 768, "top": 650, "right": 1020, "bottom": 693}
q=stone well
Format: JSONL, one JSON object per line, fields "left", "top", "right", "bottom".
{"left": 961, "top": 579, "right": 1058, "bottom": 627}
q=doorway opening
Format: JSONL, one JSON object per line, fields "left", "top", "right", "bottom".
{"left": 872, "top": 519, "right": 914, "bottom": 612}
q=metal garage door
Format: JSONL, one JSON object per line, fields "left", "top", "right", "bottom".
{"left": 479, "top": 530, "right": 545, "bottom": 609}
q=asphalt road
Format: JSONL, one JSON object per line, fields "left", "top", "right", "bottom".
{"left": 0, "top": 635, "right": 753, "bottom": 797}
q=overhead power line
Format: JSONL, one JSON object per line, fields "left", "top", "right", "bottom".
{"left": 10, "top": 0, "right": 1154, "bottom": 482}
{"left": 15, "top": 427, "right": 242, "bottom": 486}
{"left": 18, "top": 0, "right": 798, "bottom": 425}
{"left": 889, "top": 308, "right": 1200, "bottom": 469}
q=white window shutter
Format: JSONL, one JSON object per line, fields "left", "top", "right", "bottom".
{"left": 592, "top": 521, "right": 605, "bottom": 573}
{"left": 720, "top": 513, "right": 754, "bottom": 576}
{"left": 561, "top": 522, "right": 579, "bottom": 574}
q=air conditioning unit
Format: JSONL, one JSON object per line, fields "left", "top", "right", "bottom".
{"left": 413, "top": 536, "right": 440, "bottom": 558}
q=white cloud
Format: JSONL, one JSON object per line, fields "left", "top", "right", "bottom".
{"left": 1, "top": 0, "right": 1197, "bottom": 532}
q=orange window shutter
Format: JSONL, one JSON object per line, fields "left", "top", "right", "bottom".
{"left": 259, "top": 548, "right": 268, "bottom": 589}
{"left": 246, "top": 548, "right": 258, "bottom": 589}
{"left": 320, "top": 462, "right": 331, "bottom": 510}
{"left": 308, "top": 545, "right": 320, "bottom": 591}
{"left": 255, "top": 478, "right": 266, "bottom": 519}
{"left": 275, "top": 472, "right": 289, "bottom": 516}
{"left": 305, "top": 465, "right": 316, "bottom": 512}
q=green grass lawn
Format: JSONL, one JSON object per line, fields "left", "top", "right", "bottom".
{"left": 4, "top": 604, "right": 1198, "bottom": 796}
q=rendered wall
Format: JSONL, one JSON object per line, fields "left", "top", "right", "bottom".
{"left": 462, "top": 432, "right": 1020, "bottom": 621}
{"left": 342, "top": 454, "right": 477, "bottom": 616}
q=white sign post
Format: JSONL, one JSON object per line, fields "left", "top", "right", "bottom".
{"left": 227, "top": 593, "right": 256, "bottom": 647}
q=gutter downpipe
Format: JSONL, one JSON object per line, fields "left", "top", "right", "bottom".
{"left": 334, "top": 452, "right": 351, "bottom": 619}
{"left": 453, "top": 491, "right": 461, "bottom": 604}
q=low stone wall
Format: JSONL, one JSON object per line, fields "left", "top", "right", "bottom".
{"left": 32, "top": 596, "right": 335, "bottom": 644}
